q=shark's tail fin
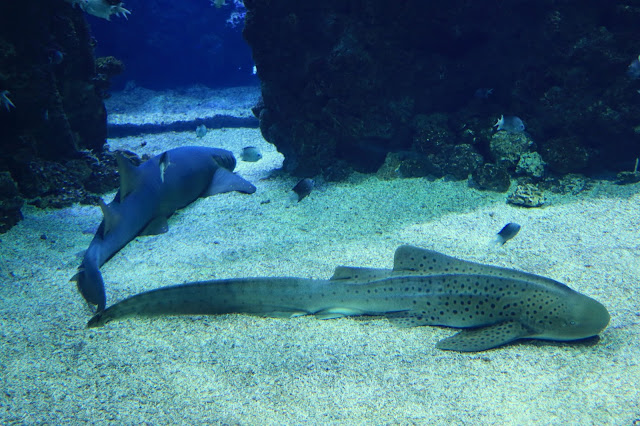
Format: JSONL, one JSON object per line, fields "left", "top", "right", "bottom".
{"left": 71, "top": 254, "right": 106, "bottom": 312}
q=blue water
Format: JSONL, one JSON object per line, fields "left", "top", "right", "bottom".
{"left": 89, "top": 0, "right": 255, "bottom": 90}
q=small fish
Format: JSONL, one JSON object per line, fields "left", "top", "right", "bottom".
{"left": 292, "top": 178, "right": 314, "bottom": 202}
{"left": 474, "top": 88, "right": 493, "bottom": 99}
{"left": 627, "top": 55, "right": 640, "bottom": 79}
{"left": 48, "top": 49, "right": 64, "bottom": 65}
{"left": 241, "top": 146, "right": 262, "bottom": 162}
{"left": 195, "top": 124, "right": 207, "bottom": 138}
{"left": 494, "top": 115, "right": 525, "bottom": 133}
{"left": 0, "top": 90, "right": 15, "bottom": 111}
{"left": 493, "top": 222, "right": 521, "bottom": 246}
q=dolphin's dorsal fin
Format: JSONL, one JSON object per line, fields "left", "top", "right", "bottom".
{"left": 330, "top": 266, "right": 392, "bottom": 282}
{"left": 205, "top": 168, "right": 256, "bottom": 196}
{"left": 393, "top": 245, "right": 472, "bottom": 274}
{"left": 99, "top": 199, "right": 121, "bottom": 236}
{"left": 115, "top": 152, "right": 141, "bottom": 200}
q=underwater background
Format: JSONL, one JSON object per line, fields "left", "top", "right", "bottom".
{"left": 0, "top": 0, "right": 639, "bottom": 424}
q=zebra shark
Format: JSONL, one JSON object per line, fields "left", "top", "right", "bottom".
{"left": 87, "top": 245, "right": 610, "bottom": 352}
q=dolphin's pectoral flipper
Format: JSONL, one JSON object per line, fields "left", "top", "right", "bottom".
{"left": 436, "top": 320, "right": 534, "bottom": 352}
{"left": 205, "top": 168, "right": 256, "bottom": 196}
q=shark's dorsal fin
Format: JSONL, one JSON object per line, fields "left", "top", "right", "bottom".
{"left": 205, "top": 168, "right": 256, "bottom": 196}
{"left": 393, "top": 245, "right": 473, "bottom": 274}
{"left": 393, "top": 245, "right": 570, "bottom": 290}
{"left": 99, "top": 199, "right": 121, "bottom": 236}
{"left": 330, "top": 266, "right": 392, "bottom": 282}
{"left": 115, "top": 152, "right": 141, "bottom": 200}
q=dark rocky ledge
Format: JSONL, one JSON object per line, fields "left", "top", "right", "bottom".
{"left": 243, "top": 0, "right": 640, "bottom": 181}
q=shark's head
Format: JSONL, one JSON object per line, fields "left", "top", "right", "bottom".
{"left": 537, "top": 293, "right": 610, "bottom": 341}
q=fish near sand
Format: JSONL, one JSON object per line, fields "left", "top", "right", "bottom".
{"left": 240, "top": 146, "right": 262, "bottom": 162}
{"left": 493, "top": 222, "right": 521, "bottom": 246}
{"left": 88, "top": 245, "right": 610, "bottom": 352}
{"left": 72, "top": 146, "right": 256, "bottom": 311}
{"left": 292, "top": 178, "right": 314, "bottom": 202}
{"left": 494, "top": 115, "right": 525, "bottom": 133}
{"left": 628, "top": 54, "right": 640, "bottom": 79}
{"left": 195, "top": 124, "right": 207, "bottom": 138}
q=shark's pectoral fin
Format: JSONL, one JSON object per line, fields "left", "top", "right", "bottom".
{"left": 314, "top": 307, "right": 364, "bottom": 320}
{"left": 205, "top": 168, "right": 256, "bottom": 196}
{"left": 139, "top": 217, "right": 169, "bottom": 236}
{"left": 436, "top": 320, "right": 533, "bottom": 352}
{"left": 260, "top": 307, "right": 365, "bottom": 320}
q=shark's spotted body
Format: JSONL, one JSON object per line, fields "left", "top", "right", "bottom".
{"left": 88, "top": 246, "right": 610, "bottom": 352}
{"left": 73, "top": 146, "right": 256, "bottom": 311}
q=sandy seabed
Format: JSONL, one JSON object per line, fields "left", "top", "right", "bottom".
{"left": 1, "top": 125, "right": 639, "bottom": 424}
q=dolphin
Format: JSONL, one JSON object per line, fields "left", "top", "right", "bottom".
{"left": 87, "top": 245, "right": 610, "bottom": 352}
{"left": 72, "top": 146, "right": 256, "bottom": 312}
